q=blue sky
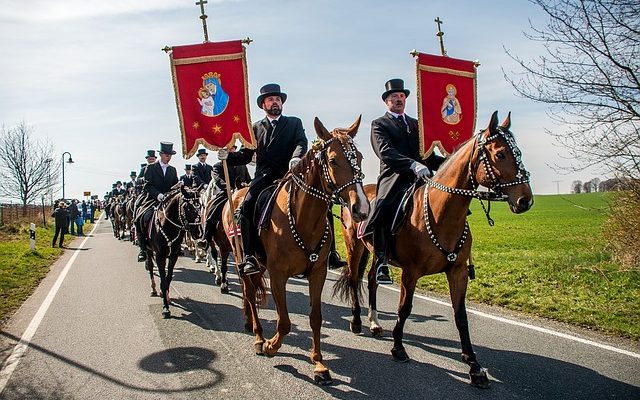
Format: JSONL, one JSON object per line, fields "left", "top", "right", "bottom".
{"left": 0, "top": 0, "right": 598, "bottom": 201}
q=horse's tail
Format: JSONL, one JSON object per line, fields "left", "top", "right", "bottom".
{"left": 333, "top": 249, "right": 369, "bottom": 303}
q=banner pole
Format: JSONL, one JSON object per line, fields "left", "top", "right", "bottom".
{"left": 221, "top": 156, "right": 244, "bottom": 270}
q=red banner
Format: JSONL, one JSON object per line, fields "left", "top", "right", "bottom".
{"left": 416, "top": 53, "right": 477, "bottom": 158}
{"left": 170, "top": 40, "right": 255, "bottom": 158}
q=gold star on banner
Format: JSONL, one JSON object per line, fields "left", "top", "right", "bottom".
{"left": 192, "top": 121, "right": 200, "bottom": 129}
{"left": 233, "top": 115, "right": 240, "bottom": 123}
{"left": 212, "top": 124, "right": 222, "bottom": 134}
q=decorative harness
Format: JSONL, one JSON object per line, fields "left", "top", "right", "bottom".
{"left": 154, "top": 189, "right": 202, "bottom": 257}
{"left": 422, "top": 127, "right": 531, "bottom": 263}
{"left": 288, "top": 136, "right": 364, "bottom": 274}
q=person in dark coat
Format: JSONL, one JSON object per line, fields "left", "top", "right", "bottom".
{"left": 111, "top": 181, "right": 126, "bottom": 197}
{"left": 223, "top": 83, "right": 307, "bottom": 275}
{"left": 125, "top": 171, "right": 137, "bottom": 191}
{"left": 179, "top": 164, "right": 195, "bottom": 187}
{"left": 68, "top": 200, "right": 79, "bottom": 235}
{"left": 135, "top": 142, "right": 179, "bottom": 262}
{"left": 52, "top": 201, "right": 69, "bottom": 248}
{"left": 192, "top": 148, "right": 214, "bottom": 188}
{"left": 368, "top": 78, "right": 445, "bottom": 284}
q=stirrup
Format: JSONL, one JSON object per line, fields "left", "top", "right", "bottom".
{"left": 138, "top": 250, "right": 147, "bottom": 262}
{"left": 241, "top": 256, "right": 260, "bottom": 276}
{"left": 375, "top": 264, "right": 393, "bottom": 285}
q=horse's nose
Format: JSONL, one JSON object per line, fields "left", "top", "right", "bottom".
{"left": 517, "top": 196, "right": 533, "bottom": 212}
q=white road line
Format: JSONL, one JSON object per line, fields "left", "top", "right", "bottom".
{"left": 328, "top": 270, "right": 640, "bottom": 360}
{"left": 0, "top": 221, "right": 100, "bottom": 395}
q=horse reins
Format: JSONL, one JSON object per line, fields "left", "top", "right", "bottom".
{"left": 154, "top": 189, "right": 202, "bottom": 256}
{"left": 422, "top": 126, "right": 530, "bottom": 262}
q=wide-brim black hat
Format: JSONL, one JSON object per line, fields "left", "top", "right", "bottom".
{"left": 257, "top": 83, "right": 287, "bottom": 109}
{"left": 382, "top": 78, "right": 410, "bottom": 101}
{"left": 145, "top": 150, "right": 156, "bottom": 159}
{"left": 130, "top": 171, "right": 137, "bottom": 177}
{"left": 159, "top": 141, "right": 176, "bottom": 155}
{"left": 116, "top": 181, "right": 122, "bottom": 185}
{"left": 196, "top": 148, "right": 208, "bottom": 156}
{"left": 185, "top": 164, "right": 192, "bottom": 170}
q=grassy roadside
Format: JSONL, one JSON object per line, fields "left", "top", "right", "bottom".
{"left": 333, "top": 193, "right": 640, "bottom": 340}
{"left": 0, "top": 219, "right": 92, "bottom": 326}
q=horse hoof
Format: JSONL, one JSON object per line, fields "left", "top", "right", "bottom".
{"left": 262, "top": 342, "right": 276, "bottom": 358}
{"left": 162, "top": 308, "right": 171, "bottom": 319}
{"left": 370, "top": 327, "right": 384, "bottom": 338}
{"left": 391, "top": 347, "right": 410, "bottom": 363}
{"left": 350, "top": 322, "right": 362, "bottom": 335}
{"left": 254, "top": 342, "right": 264, "bottom": 355}
{"left": 215, "top": 277, "right": 222, "bottom": 286}
{"left": 470, "top": 368, "right": 490, "bottom": 389}
{"left": 150, "top": 291, "right": 158, "bottom": 297}
{"left": 220, "top": 283, "right": 229, "bottom": 294}
{"left": 313, "top": 370, "right": 333, "bottom": 386}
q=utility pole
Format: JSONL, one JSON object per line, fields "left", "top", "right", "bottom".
{"left": 553, "top": 180, "right": 562, "bottom": 195}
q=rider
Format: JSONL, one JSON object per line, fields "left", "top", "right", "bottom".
{"left": 125, "top": 171, "right": 137, "bottom": 191}
{"left": 221, "top": 83, "right": 307, "bottom": 276}
{"left": 368, "top": 78, "right": 445, "bottom": 284}
{"left": 111, "top": 181, "right": 126, "bottom": 197}
{"left": 135, "top": 142, "right": 179, "bottom": 262}
{"left": 180, "top": 164, "right": 195, "bottom": 187}
{"left": 192, "top": 148, "right": 214, "bottom": 188}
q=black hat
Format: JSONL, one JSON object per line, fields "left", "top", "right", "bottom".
{"left": 112, "top": 183, "right": 116, "bottom": 188}
{"left": 159, "top": 142, "right": 176, "bottom": 155}
{"left": 185, "top": 164, "right": 191, "bottom": 170}
{"left": 196, "top": 148, "right": 208, "bottom": 157}
{"left": 116, "top": 180, "right": 122, "bottom": 185}
{"left": 130, "top": 171, "right": 137, "bottom": 177}
{"left": 257, "top": 83, "right": 287, "bottom": 108}
{"left": 382, "top": 78, "right": 410, "bottom": 101}
{"left": 140, "top": 163, "right": 146, "bottom": 168}
{"left": 145, "top": 150, "right": 156, "bottom": 159}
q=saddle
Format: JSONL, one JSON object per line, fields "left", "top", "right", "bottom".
{"left": 256, "top": 182, "right": 283, "bottom": 232}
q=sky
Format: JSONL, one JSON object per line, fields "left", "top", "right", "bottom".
{"left": 0, "top": 0, "right": 602, "bottom": 202}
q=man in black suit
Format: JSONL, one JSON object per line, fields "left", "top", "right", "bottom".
{"left": 180, "top": 164, "right": 195, "bottom": 187}
{"left": 136, "top": 142, "right": 179, "bottom": 261}
{"left": 126, "top": 171, "right": 137, "bottom": 191}
{"left": 192, "top": 148, "right": 214, "bottom": 188}
{"left": 111, "top": 181, "right": 126, "bottom": 197}
{"left": 222, "top": 83, "right": 307, "bottom": 275}
{"left": 368, "top": 79, "right": 445, "bottom": 284}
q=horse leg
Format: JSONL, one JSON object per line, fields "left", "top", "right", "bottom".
{"left": 166, "top": 250, "right": 180, "bottom": 305}
{"left": 155, "top": 253, "right": 170, "bottom": 318}
{"left": 220, "top": 250, "right": 229, "bottom": 294}
{"left": 147, "top": 255, "right": 158, "bottom": 297}
{"left": 367, "top": 264, "right": 383, "bottom": 337}
{"left": 348, "top": 244, "right": 368, "bottom": 334}
{"left": 263, "top": 272, "right": 290, "bottom": 357}
{"left": 241, "top": 275, "right": 265, "bottom": 353}
{"left": 391, "top": 270, "right": 418, "bottom": 362}
{"left": 446, "top": 266, "right": 490, "bottom": 388}
{"left": 308, "top": 269, "right": 332, "bottom": 385}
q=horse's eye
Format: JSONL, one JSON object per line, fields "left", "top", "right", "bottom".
{"left": 496, "top": 152, "right": 506, "bottom": 160}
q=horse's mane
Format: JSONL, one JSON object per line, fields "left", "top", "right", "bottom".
{"left": 289, "top": 130, "right": 350, "bottom": 178}
{"left": 433, "top": 134, "right": 476, "bottom": 177}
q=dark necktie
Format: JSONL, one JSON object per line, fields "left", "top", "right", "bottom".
{"left": 397, "top": 115, "right": 409, "bottom": 133}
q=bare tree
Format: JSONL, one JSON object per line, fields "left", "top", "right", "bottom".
{"left": 571, "top": 179, "right": 583, "bottom": 193}
{"left": 0, "top": 122, "right": 59, "bottom": 215}
{"left": 505, "top": 0, "right": 640, "bottom": 179}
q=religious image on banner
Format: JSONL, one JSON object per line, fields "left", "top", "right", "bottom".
{"left": 169, "top": 40, "right": 256, "bottom": 158}
{"left": 415, "top": 52, "right": 477, "bottom": 158}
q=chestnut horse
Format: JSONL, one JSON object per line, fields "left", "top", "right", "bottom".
{"left": 223, "top": 116, "right": 369, "bottom": 384}
{"left": 334, "top": 111, "right": 533, "bottom": 388}
{"left": 142, "top": 185, "right": 203, "bottom": 317}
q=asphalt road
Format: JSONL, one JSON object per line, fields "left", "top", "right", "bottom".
{"left": 1, "top": 218, "right": 639, "bottom": 399}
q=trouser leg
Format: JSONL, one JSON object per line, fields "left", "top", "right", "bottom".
{"left": 327, "top": 209, "right": 347, "bottom": 269}
{"left": 373, "top": 224, "right": 392, "bottom": 284}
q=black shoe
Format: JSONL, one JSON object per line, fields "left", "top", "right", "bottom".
{"left": 375, "top": 264, "right": 393, "bottom": 285}
{"left": 241, "top": 256, "right": 261, "bottom": 276}
{"left": 138, "top": 250, "right": 147, "bottom": 262}
{"left": 328, "top": 251, "right": 347, "bottom": 270}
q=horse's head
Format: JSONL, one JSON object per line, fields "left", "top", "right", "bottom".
{"left": 178, "top": 185, "right": 203, "bottom": 239}
{"left": 312, "top": 115, "right": 370, "bottom": 222}
{"left": 473, "top": 111, "right": 533, "bottom": 213}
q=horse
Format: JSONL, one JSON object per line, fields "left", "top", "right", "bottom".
{"left": 125, "top": 188, "right": 137, "bottom": 243}
{"left": 334, "top": 111, "right": 533, "bottom": 388}
{"left": 112, "top": 196, "right": 127, "bottom": 240}
{"left": 223, "top": 116, "right": 370, "bottom": 385}
{"left": 142, "top": 184, "right": 203, "bottom": 317}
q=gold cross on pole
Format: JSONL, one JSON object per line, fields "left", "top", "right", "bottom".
{"left": 196, "top": 0, "right": 209, "bottom": 42}
{"left": 434, "top": 16, "right": 447, "bottom": 56}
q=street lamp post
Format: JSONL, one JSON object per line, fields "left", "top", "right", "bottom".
{"left": 61, "top": 152, "right": 74, "bottom": 199}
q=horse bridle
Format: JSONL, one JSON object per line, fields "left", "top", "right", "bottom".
{"left": 155, "top": 190, "right": 202, "bottom": 252}
{"left": 422, "top": 126, "right": 530, "bottom": 263}
{"left": 288, "top": 136, "right": 364, "bottom": 265}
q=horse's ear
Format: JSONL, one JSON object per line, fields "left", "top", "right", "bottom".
{"left": 488, "top": 111, "right": 499, "bottom": 133}
{"left": 346, "top": 114, "right": 362, "bottom": 138}
{"left": 500, "top": 111, "right": 511, "bottom": 130}
{"left": 314, "top": 117, "right": 331, "bottom": 141}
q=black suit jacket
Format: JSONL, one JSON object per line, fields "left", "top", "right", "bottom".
{"left": 143, "top": 162, "right": 179, "bottom": 200}
{"left": 192, "top": 162, "right": 214, "bottom": 186}
{"left": 179, "top": 174, "right": 195, "bottom": 187}
{"left": 226, "top": 115, "right": 307, "bottom": 182}
{"left": 212, "top": 161, "right": 252, "bottom": 191}
{"left": 367, "top": 112, "right": 444, "bottom": 230}
{"left": 111, "top": 187, "right": 126, "bottom": 198}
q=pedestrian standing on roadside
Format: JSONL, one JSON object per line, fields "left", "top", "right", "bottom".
{"left": 69, "top": 200, "right": 79, "bottom": 235}
{"left": 52, "top": 201, "right": 69, "bottom": 248}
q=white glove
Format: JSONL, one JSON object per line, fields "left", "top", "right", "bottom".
{"left": 411, "top": 161, "right": 432, "bottom": 180}
{"left": 204, "top": 183, "right": 208, "bottom": 189}
{"left": 157, "top": 193, "right": 165, "bottom": 201}
{"left": 289, "top": 157, "right": 301, "bottom": 170}
{"left": 218, "top": 148, "right": 229, "bottom": 160}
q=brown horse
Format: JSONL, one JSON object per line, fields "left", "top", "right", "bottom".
{"left": 334, "top": 111, "right": 533, "bottom": 388}
{"left": 223, "top": 116, "right": 369, "bottom": 384}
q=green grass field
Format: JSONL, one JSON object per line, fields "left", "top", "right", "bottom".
{"left": 334, "top": 192, "right": 640, "bottom": 340}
